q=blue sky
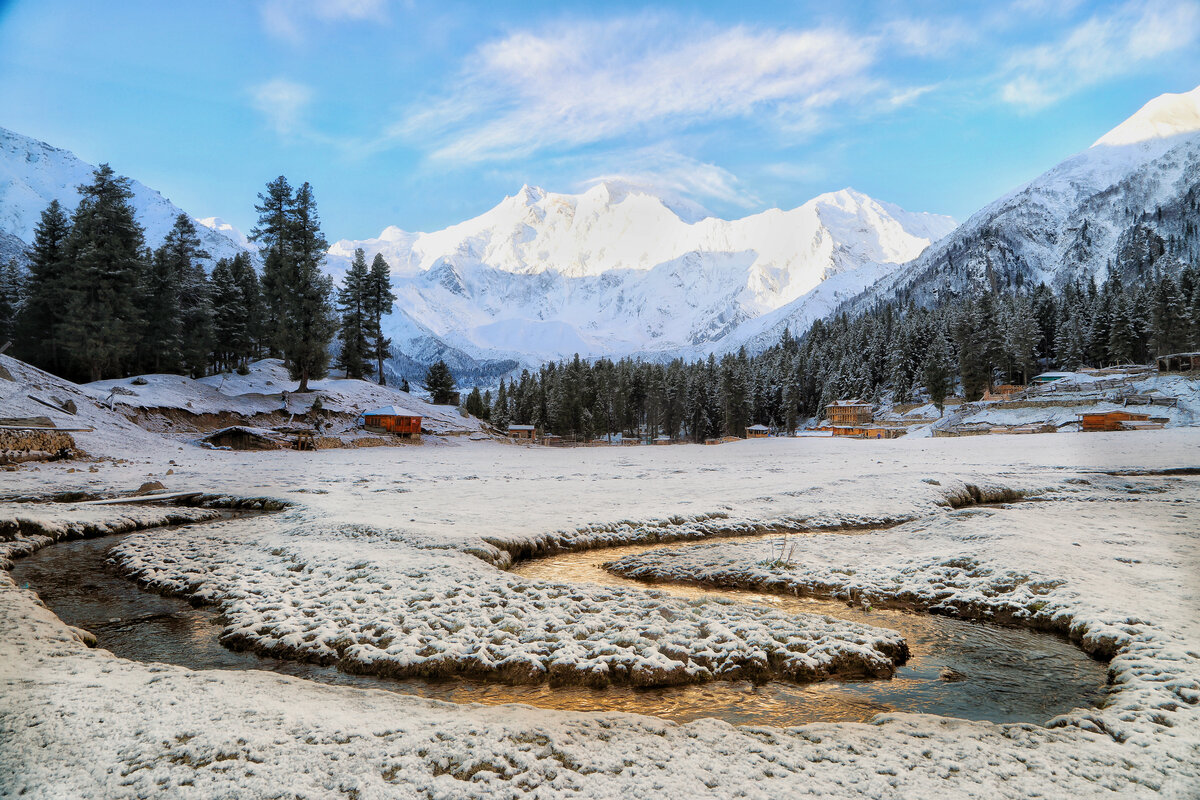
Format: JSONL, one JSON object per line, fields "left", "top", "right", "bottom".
{"left": 2, "top": 0, "right": 1200, "bottom": 240}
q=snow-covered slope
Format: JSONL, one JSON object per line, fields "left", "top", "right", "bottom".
{"left": 849, "top": 85, "right": 1200, "bottom": 311}
{"left": 0, "top": 126, "right": 250, "bottom": 268}
{"left": 328, "top": 184, "right": 955, "bottom": 370}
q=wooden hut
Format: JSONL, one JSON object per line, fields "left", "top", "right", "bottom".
{"left": 1157, "top": 352, "right": 1200, "bottom": 372}
{"left": 201, "top": 426, "right": 282, "bottom": 451}
{"left": 746, "top": 424, "right": 769, "bottom": 438}
{"left": 1079, "top": 410, "right": 1161, "bottom": 432}
{"left": 508, "top": 424, "right": 536, "bottom": 442}
{"left": 983, "top": 384, "right": 1025, "bottom": 400}
{"left": 362, "top": 406, "right": 423, "bottom": 437}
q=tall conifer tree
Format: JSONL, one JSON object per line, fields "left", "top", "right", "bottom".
{"left": 365, "top": 252, "right": 396, "bottom": 384}
{"left": 15, "top": 199, "right": 71, "bottom": 371}
{"left": 59, "top": 165, "right": 146, "bottom": 382}
{"left": 0, "top": 259, "right": 24, "bottom": 347}
{"left": 280, "top": 181, "right": 335, "bottom": 392}
{"left": 335, "top": 248, "right": 371, "bottom": 378}
{"left": 250, "top": 176, "right": 293, "bottom": 355}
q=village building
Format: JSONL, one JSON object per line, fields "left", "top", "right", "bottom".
{"left": 746, "top": 424, "right": 769, "bottom": 438}
{"left": 201, "top": 426, "right": 283, "bottom": 451}
{"left": 983, "top": 384, "right": 1025, "bottom": 401}
{"left": 1157, "top": 352, "right": 1200, "bottom": 372}
{"left": 825, "top": 399, "right": 873, "bottom": 426}
{"left": 508, "top": 424, "right": 536, "bottom": 442}
{"left": 1032, "top": 372, "right": 1074, "bottom": 384}
{"left": 361, "top": 406, "right": 422, "bottom": 437}
{"left": 1079, "top": 410, "right": 1167, "bottom": 432}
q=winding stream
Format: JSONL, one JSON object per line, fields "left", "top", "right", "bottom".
{"left": 12, "top": 519, "right": 1109, "bottom": 728}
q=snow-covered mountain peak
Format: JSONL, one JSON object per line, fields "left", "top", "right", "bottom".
{"left": 1093, "top": 85, "right": 1200, "bottom": 148}
{"left": 0, "top": 125, "right": 251, "bottom": 269}
{"left": 326, "top": 181, "right": 955, "bottom": 367}
{"left": 196, "top": 216, "right": 255, "bottom": 251}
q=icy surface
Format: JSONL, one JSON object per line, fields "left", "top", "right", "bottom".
{"left": 2, "top": 416, "right": 1199, "bottom": 796}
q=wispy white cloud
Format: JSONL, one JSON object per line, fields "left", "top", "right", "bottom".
{"left": 577, "top": 148, "right": 761, "bottom": 212}
{"left": 250, "top": 78, "right": 314, "bottom": 135}
{"left": 399, "top": 17, "right": 886, "bottom": 164}
{"left": 1000, "top": 0, "right": 1200, "bottom": 110}
{"left": 259, "top": 0, "right": 389, "bottom": 43}
{"left": 881, "top": 17, "right": 976, "bottom": 58}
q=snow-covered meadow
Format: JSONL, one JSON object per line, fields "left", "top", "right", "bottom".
{"left": 2, "top": 424, "right": 1199, "bottom": 797}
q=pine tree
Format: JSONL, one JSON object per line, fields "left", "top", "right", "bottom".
{"left": 142, "top": 214, "right": 211, "bottom": 376}
{"left": 250, "top": 176, "right": 294, "bottom": 356}
{"left": 492, "top": 378, "right": 510, "bottom": 430}
{"left": 364, "top": 253, "right": 396, "bottom": 385}
{"left": 59, "top": 165, "right": 147, "bottom": 382}
{"left": 1150, "top": 273, "right": 1187, "bottom": 356}
{"left": 1003, "top": 294, "right": 1040, "bottom": 383}
{"left": 464, "top": 386, "right": 487, "bottom": 418}
{"left": 400, "top": 376, "right": 410, "bottom": 393}
{"left": 335, "top": 248, "right": 370, "bottom": 378}
{"left": 179, "top": 259, "right": 213, "bottom": 377}
{"left": 229, "top": 252, "right": 263, "bottom": 360}
{"left": 424, "top": 359, "right": 455, "bottom": 404}
{"left": 257, "top": 179, "right": 335, "bottom": 393}
{"left": 1107, "top": 295, "right": 1136, "bottom": 365}
{"left": 209, "top": 257, "right": 247, "bottom": 372}
{"left": 140, "top": 242, "right": 184, "bottom": 372}
{"left": 15, "top": 199, "right": 71, "bottom": 371}
{"left": 0, "top": 258, "right": 24, "bottom": 346}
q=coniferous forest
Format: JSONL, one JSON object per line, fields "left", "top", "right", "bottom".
{"left": 0, "top": 167, "right": 394, "bottom": 390}
{"left": 475, "top": 267, "right": 1200, "bottom": 442}
{"left": 3, "top": 166, "right": 1198, "bottom": 438}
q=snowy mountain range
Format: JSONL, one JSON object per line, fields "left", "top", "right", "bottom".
{"left": 4, "top": 82, "right": 1198, "bottom": 383}
{"left": 848, "top": 86, "right": 1200, "bottom": 313}
{"left": 0, "top": 125, "right": 249, "bottom": 270}
{"left": 326, "top": 183, "right": 955, "bottom": 372}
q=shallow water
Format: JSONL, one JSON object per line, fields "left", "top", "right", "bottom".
{"left": 13, "top": 523, "right": 1109, "bottom": 728}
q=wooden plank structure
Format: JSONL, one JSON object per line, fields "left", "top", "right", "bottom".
{"left": 1079, "top": 410, "right": 1168, "bottom": 432}
{"left": 0, "top": 428, "right": 77, "bottom": 463}
{"left": 82, "top": 491, "right": 205, "bottom": 506}
{"left": 362, "top": 406, "right": 422, "bottom": 437}
{"left": 1157, "top": 352, "right": 1200, "bottom": 372}
{"left": 201, "top": 426, "right": 284, "bottom": 451}
{"left": 825, "top": 399, "right": 873, "bottom": 426}
{"left": 831, "top": 425, "right": 904, "bottom": 439}
{"left": 983, "top": 384, "right": 1026, "bottom": 400}
{"left": 746, "top": 424, "right": 769, "bottom": 438}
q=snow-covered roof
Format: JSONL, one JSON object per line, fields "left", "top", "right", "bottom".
{"left": 363, "top": 406, "right": 422, "bottom": 418}
{"left": 747, "top": 424, "right": 769, "bottom": 431}
{"left": 509, "top": 424, "right": 536, "bottom": 431}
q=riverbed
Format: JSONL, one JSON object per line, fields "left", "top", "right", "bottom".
{"left": 12, "top": 520, "right": 1108, "bottom": 728}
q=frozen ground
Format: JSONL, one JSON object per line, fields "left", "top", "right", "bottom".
{"left": 2, "top": 384, "right": 1199, "bottom": 796}
{"left": 83, "top": 358, "right": 482, "bottom": 436}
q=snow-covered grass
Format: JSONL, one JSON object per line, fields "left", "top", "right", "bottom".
{"left": 0, "top": 502, "right": 222, "bottom": 570}
{"left": 2, "top": 420, "right": 1199, "bottom": 796}
{"left": 83, "top": 358, "right": 483, "bottom": 436}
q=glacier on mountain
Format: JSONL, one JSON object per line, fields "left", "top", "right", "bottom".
{"left": 328, "top": 183, "right": 955, "bottom": 370}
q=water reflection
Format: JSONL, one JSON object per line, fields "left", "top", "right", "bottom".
{"left": 12, "top": 528, "right": 1108, "bottom": 728}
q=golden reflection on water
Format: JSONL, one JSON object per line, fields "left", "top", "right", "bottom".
{"left": 16, "top": 526, "right": 1108, "bottom": 728}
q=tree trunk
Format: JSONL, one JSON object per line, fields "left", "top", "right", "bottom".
{"left": 297, "top": 367, "right": 310, "bottom": 394}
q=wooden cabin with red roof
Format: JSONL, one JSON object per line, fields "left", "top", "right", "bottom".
{"left": 362, "top": 406, "right": 422, "bottom": 437}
